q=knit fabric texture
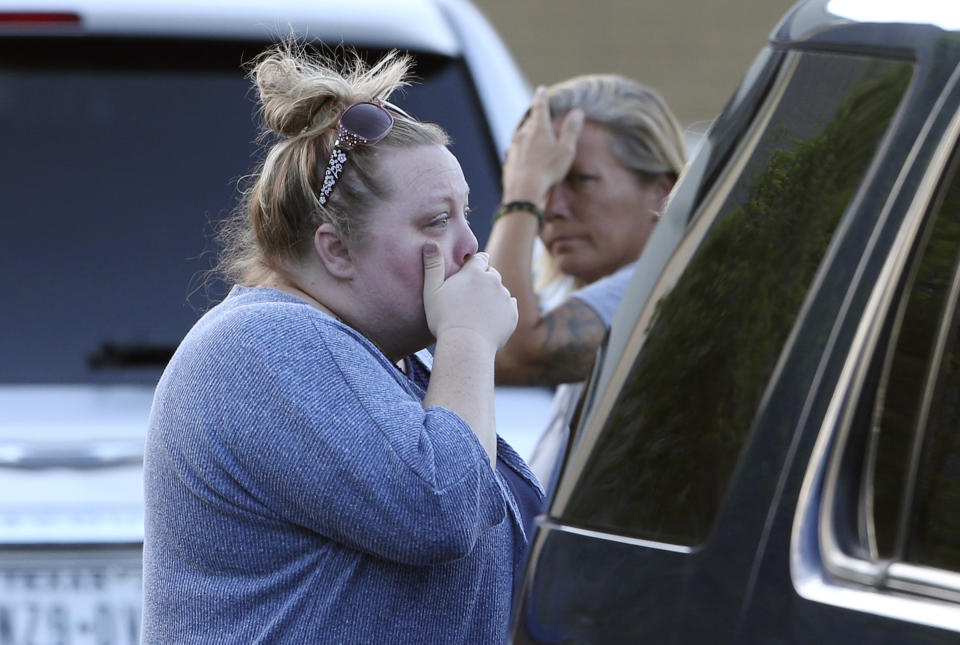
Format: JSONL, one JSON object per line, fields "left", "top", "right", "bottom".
{"left": 142, "top": 286, "right": 539, "bottom": 644}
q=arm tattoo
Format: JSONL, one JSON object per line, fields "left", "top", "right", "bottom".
{"left": 533, "top": 299, "right": 606, "bottom": 385}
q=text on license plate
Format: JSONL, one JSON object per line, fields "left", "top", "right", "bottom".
{"left": 0, "top": 560, "right": 140, "bottom": 645}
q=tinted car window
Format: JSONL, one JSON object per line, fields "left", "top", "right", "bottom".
{"left": 559, "top": 54, "right": 912, "bottom": 545}
{"left": 867, "top": 142, "right": 960, "bottom": 572}
{"left": 0, "top": 37, "right": 500, "bottom": 385}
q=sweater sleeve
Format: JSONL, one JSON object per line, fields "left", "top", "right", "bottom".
{"left": 155, "top": 304, "right": 507, "bottom": 567}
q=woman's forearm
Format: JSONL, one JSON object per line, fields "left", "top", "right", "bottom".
{"left": 421, "top": 246, "right": 517, "bottom": 466}
{"left": 486, "top": 206, "right": 544, "bottom": 380}
{"left": 424, "top": 328, "right": 498, "bottom": 466}
{"left": 486, "top": 88, "right": 583, "bottom": 383}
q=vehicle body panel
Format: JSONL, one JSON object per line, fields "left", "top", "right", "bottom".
{"left": 512, "top": 1, "right": 960, "bottom": 642}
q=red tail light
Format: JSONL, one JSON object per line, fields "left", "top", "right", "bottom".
{"left": 0, "top": 12, "right": 81, "bottom": 25}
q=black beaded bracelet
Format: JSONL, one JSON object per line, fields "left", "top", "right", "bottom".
{"left": 492, "top": 200, "right": 544, "bottom": 230}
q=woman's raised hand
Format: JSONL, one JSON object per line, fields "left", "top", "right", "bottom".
{"left": 423, "top": 244, "right": 518, "bottom": 352}
{"left": 502, "top": 86, "right": 584, "bottom": 204}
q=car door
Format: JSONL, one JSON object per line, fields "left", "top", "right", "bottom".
{"left": 511, "top": 23, "right": 960, "bottom": 644}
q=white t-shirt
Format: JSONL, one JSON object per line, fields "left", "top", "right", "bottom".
{"left": 527, "top": 262, "right": 637, "bottom": 485}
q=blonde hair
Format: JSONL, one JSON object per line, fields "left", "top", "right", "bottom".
{"left": 218, "top": 42, "right": 447, "bottom": 285}
{"left": 535, "top": 74, "right": 687, "bottom": 293}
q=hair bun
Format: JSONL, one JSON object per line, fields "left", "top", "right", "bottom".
{"left": 251, "top": 43, "right": 413, "bottom": 138}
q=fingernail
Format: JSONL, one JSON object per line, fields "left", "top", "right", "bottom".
{"left": 423, "top": 244, "right": 438, "bottom": 257}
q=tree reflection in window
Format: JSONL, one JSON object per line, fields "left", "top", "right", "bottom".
{"left": 562, "top": 57, "right": 913, "bottom": 545}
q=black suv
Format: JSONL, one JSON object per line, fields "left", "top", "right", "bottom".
{"left": 512, "top": 1, "right": 960, "bottom": 642}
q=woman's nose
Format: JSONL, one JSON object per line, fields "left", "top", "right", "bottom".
{"left": 544, "top": 184, "right": 572, "bottom": 221}
{"left": 457, "top": 226, "right": 479, "bottom": 267}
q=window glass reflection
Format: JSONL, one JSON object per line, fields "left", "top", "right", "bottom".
{"left": 870, "top": 145, "right": 960, "bottom": 570}
{"left": 562, "top": 54, "right": 912, "bottom": 544}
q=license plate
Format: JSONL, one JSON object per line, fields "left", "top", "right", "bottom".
{"left": 0, "top": 550, "right": 141, "bottom": 645}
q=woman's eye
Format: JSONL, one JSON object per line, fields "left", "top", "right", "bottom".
{"left": 429, "top": 214, "right": 450, "bottom": 228}
{"left": 464, "top": 206, "right": 473, "bottom": 221}
{"left": 567, "top": 174, "right": 598, "bottom": 193}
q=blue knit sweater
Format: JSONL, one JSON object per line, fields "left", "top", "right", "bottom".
{"left": 142, "top": 286, "right": 541, "bottom": 644}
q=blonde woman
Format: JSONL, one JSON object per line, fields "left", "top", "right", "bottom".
{"left": 142, "top": 44, "right": 538, "bottom": 644}
{"left": 487, "top": 76, "right": 687, "bottom": 484}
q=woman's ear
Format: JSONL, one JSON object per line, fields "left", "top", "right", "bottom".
{"left": 652, "top": 174, "right": 676, "bottom": 212}
{"left": 314, "top": 223, "right": 354, "bottom": 279}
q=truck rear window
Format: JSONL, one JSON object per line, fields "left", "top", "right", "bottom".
{"left": 0, "top": 37, "right": 500, "bottom": 384}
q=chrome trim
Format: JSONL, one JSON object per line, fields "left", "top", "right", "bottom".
{"left": 792, "top": 61, "right": 960, "bottom": 631}
{"left": 0, "top": 505, "right": 145, "bottom": 545}
{"left": 887, "top": 563, "right": 960, "bottom": 604}
{"left": 537, "top": 517, "right": 693, "bottom": 554}
{"left": 0, "top": 440, "right": 143, "bottom": 469}
{"left": 796, "top": 573, "right": 960, "bottom": 633}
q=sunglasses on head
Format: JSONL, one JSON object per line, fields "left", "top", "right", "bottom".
{"left": 318, "top": 100, "right": 412, "bottom": 206}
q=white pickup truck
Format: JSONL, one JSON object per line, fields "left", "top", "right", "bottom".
{"left": 0, "top": 2, "right": 550, "bottom": 643}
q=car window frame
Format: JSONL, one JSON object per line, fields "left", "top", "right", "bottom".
{"left": 793, "top": 59, "right": 960, "bottom": 631}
